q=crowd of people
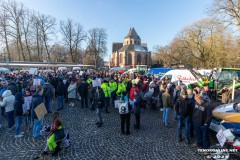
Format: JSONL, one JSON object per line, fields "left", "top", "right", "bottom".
{"left": 0, "top": 68, "right": 213, "bottom": 156}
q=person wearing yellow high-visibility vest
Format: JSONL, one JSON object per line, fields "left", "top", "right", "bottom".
{"left": 116, "top": 80, "right": 127, "bottom": 96}
{"left": 100, "top": 80, "right": 111, "bottom": 113}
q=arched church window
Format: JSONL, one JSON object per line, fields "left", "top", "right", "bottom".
{"left": 120, "top": 53, "right": 122, "bottom": 63}
{"left": 128, "top": 53, "right": 132, "bottom": 65}
{"left": 137, "top": 54, "right": 141, "bottom": 65}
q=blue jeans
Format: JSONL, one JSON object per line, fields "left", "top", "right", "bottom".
{"left": 96, "top": 108, "right": 103, "bottom": 124}
{"left": 177, "top": 115, "right": 190, "bottom": 139}
{"left": 33, "top": 118, "right": 43, "bottom": 138}
{"left": 163, "top": 108, "right": 171, "bottom": 126}
{"left": 44, "top": 96, "right": 52, "bottom": 113}
{"left": 16, "top": 116, "right": 22, "bottom": 135}
{"left": 58, "top": 96, "right": 64, "bottom": 110}
{"left": 6, "top": 111, "right": 15, "bottom": 128}
{"left": 193, "top": 121, "right": 210, "bottom": 149}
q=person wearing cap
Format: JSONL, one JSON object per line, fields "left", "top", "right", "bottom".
{"left": 100, "top": 80, "right": 111, "bottom": 113}
{"left": 175, "top": 89, "right": 192, "bottom": 144}
{"left": 162, "top": 87, "right": 173, "bottom": 128}
{"left": 192, "top": 94, "right": 212, "bottom": 153}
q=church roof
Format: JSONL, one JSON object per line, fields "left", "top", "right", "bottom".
{"left": 118, "top": 44, "right": 148, "bottom": 52}
{"left": 112, "top": 43, "right": 123, "bottom": 52}
{"left": 125, "top": 27, "right": 140, "bottom": 39}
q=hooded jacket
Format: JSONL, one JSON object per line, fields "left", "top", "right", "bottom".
{"left": 0, "top": 90, "right": 15, "bottom": 112}
{"left": 14, "top": 92, "right": 23, "bottom": 116}
{"left": 43, "top": 83, "right": 55, "bottom": 98}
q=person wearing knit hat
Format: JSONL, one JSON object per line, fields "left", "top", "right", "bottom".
{"left": 175, "top": 89, "right": 191, "bottom": 144}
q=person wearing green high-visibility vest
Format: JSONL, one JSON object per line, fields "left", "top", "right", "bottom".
{"left": 116, "top": 80, "right": 126, "bottom": 96}
{"left": 100, "top": 80, "right": 111, "bottom": 113}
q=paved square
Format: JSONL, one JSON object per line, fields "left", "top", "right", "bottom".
{"left": 0, "top": 101, "right": 204, "bottom": 160}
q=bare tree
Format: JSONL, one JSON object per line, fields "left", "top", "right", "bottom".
{"left": 0, "top": 11, "right": 11, "bottom": 61}
{"left": 60, "top": 18, "right": 86, "bottom": 62}
{"left": 208, "top": 0, "right": 240, "bottom": 31}
{"left": 38, "top": 13, "right": 56, "bottom": 61}
{"left": 87, "top": 28, "right": 107, "bottom": 69}
{"left": 2, "top": 0, "right": 26, "bottom": 61}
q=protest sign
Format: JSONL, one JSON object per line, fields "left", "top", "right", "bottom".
{"left": 33, "top": 79, "right": 41, "bottom": 86}
{"left": 92, "top": 78, "right": 101, "bottom": 87}
{"left": 34, "top": 103, "right": 47, "bottom": 121}
{"left": 22, "top": 96, "right": 32, "bottom": 113}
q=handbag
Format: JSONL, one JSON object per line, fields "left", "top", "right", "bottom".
{"left": 118, "top": 101, "right": 129, "bottom": 114}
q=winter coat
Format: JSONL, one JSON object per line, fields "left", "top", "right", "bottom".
{"left": 78, "top": 82, "right": 89, "bottom": 97}
{"left": 68, "top": 83, "right": 77, "bottom": 99}
{"left": 129, "top": 87, "right": 140, "bottom": 101}
{"left": 43, "top": 83, "right": 55, "bottom": 98}
{"left": 134, "top": 93, "right": 141, "bottom": 114}
{"left": 0, "top": 90, "right": 15, "bottom": 112}
{"left": 175, "top": 97, "right": 192, "bottom": 117}
{"left": 142, "top": 82, "right": 149, "bottom": 93}
{"left": 14, "top": 92, "right": 24, "bottom": 116}
{"left": 31, "top": 93, "right": 44, "bottom": 120}
{"left": 193, "top": 101, "right": 212, "bottom": 126}
{"left": 0, "top": 86, "right": 7, "bottom": 96}
{"left": 56, "top": 81, "right": 65, "bottom": 96}
{"left": 7, "top": 83, "right": 18, "bottom": 96}
{"left": 162, "top": 92, "right": 172, "bottom": 108}
{"left": 94, "top": 90, "right": 105, "bottom": 109}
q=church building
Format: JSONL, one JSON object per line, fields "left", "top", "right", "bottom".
{"left": 111, "top": 28, "right": 151, "bottom": 67}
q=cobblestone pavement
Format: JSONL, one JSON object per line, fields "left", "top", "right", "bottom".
{"left": 0, "top": 100, "right": 209, "bottom": 160}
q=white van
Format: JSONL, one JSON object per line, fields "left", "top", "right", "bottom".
{"left": 161, "top": 69, "right": 198, "bottom": 86}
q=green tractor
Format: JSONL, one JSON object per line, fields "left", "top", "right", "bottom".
{"left": 171, "top": 64, "right": 240, "bottom": 102}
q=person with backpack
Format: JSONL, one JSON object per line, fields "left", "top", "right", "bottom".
{"left": 43, "top": 79, "right": 55, "bottom": 113}
{"left": 119, "top": 91, "right": 131, "bottom": 135}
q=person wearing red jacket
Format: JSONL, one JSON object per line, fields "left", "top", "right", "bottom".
{"left": 129, "top": 84, "right": 140, "bottom": 110}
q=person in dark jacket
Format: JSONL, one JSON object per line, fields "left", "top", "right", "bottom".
{"left": 31, "top": 86, "right": 44, "bottom": 138}
{"left": 14, "top": 92, "right": 24, "bottom": 138}
{"left": 78, "top": 78, "right": 89, "bottom": 108}
{"left": 192, "top": 94, "right": 212, "bottom": 151}
{"left": 56, "top": 79, "right": 65, "bottom": 111}
{"left": 95, "top": 88, "right": 105, "bottom": 127}
{"left": 187, "top": 89, "right": 195, "bottom": 139}
{"left": 133, "top": 90, "right": 141, "bottom": 129}
{"left": 7, "top": 80, "right": 18, "bottom": 96}
{"left": 43, "top": 80, "right": 55, "bottom": 113}
{"left": 175, "top": 90, "right": 192, "bottom": 144}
